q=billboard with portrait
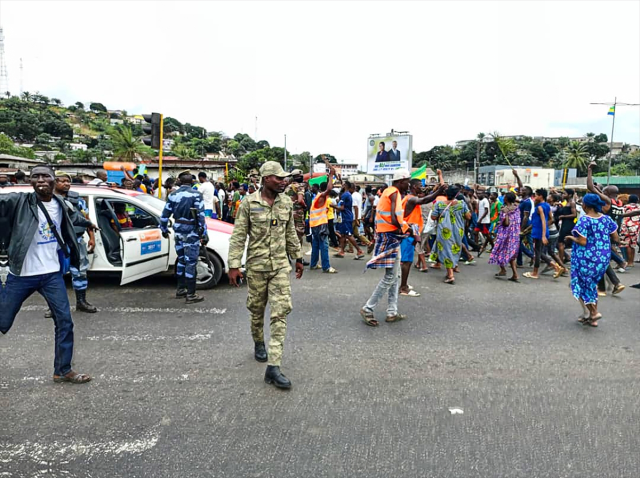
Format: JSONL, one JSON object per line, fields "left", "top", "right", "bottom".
{"left": 366, "top": 135, "right": 412, "bottom": 174}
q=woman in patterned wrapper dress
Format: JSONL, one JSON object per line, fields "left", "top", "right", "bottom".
{"left": 430, "top": 186, "right": 471, "bottom": 284}
{"left": 564, "top": 193, "right": 619, "bottom": 327}
{"left": 488, "top": 192, "right": 521, "bottom": 282}
{"left": 620, "top": 194, "right": 639, "bottom": 267}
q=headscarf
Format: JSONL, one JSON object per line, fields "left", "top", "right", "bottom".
{"left": 582, "top": 193, "right": 606, "bottom": 213}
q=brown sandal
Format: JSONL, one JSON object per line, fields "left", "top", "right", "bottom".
{"left": 385, "top": 314, "right": 406, "bottom": 323}
{"left": 53, "top": 371, "right": 92, "bottom": 384}
{"left": 360, "top": 308, "right": 378, "bottom": 327}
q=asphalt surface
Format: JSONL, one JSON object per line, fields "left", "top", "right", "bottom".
{"left": 2, "top": 250, "right": 640, "bottom": 478}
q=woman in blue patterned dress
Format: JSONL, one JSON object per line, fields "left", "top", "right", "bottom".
{"left": 564, "top": 194, "right": 619, "bottom": 327}
{"left": 430, "top": 186, "right": 471, "bottom": 284}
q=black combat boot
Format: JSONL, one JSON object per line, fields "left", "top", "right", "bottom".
{"left": 75, "top": 290, "right": 97, "bottom": 313}
{"left": 185, "top": 293, "right": 204, "bottom": 304}
{"left": 175, "top": 288, "right": 188, "bottom": 299}
{"left": 185, "top": 279, "right": 204, "bottom": 303}
{"left": 254, "top": 342, "right": 267, "bottom": 362}
{"left": 264, "top": 365, "right": 291, "bottom": 389}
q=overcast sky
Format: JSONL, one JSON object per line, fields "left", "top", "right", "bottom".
{"left": 2, "top": 0, "right": 639, "bottom": 166}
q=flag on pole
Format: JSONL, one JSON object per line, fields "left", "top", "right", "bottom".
{"left": 411, "top": 164, "right": 427, "bottom": 180}
{"left": 608, "top": 105, "right": 615, "bottom": 116}
{"left": 308, "top": 174, "right": 328, "bottom": 187}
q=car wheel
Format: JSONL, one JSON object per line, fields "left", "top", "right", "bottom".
{"left": 195, "top": 250, "right": 223, "bottom": 289}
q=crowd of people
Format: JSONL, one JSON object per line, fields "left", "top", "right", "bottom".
{"left": 2, "top": 160, "right": 639, "bottom": 388}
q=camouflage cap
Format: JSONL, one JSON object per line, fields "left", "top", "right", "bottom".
{"left": 177, "top": 169, "right": 191, "bottom": 178}
{"left": 55, "top": 170, "right": 71, "bottom": 180}
{"left": 290, "top": 169, "right": 303, "bottom": 176}
{"left": 249, "top": 169, "right": 260, "bottom": 177}
{"left": 259, "top": 161, "right": 290, "bottom": 178}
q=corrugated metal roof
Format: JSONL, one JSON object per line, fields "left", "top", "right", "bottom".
{"left": 609, "top": 176, "right": 640, "bottom": 185}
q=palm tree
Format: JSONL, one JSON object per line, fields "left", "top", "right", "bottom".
{"left": 4, "top": 91, "right": 10, "bottom": 99}
{"left": 51, "top": 98, "right": 62, "bottom": 107}
{"left": 172, "top": 143, "right": 198, "bottom": 160}
{"left": 565, "top": 141, "right": 589, "bottom": 173}
{"left": 492, "top": 131, "right": 517, "bottom": 164}
{"left": 111, "top": 124, "right": 150, "bottom": 162}
{"left": 21, "top": 91, "right": 31, "bottom": 102}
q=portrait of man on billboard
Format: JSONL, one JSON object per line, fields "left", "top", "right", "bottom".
{"left": 389, "top": 140, "right": 401, "bottom": 161}
{"left": 375, "top": 141, "right": 390, "bottom": 163}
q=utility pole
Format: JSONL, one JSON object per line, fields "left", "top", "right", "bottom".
{"left": 254, "top": 116, "right": 257, "bottom": 141}
{"left": 284, "top": 134, "right": 287, "bottom": 171}
{"left": 590, "top": 98, "right": 640, "bottom": 185}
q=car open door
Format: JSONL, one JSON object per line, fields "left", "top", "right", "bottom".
{"left": 100, "top": 198, "right": 171, "bottom": 285}
{"left": 119, "top": 227, "right": 171, "bottom": 285}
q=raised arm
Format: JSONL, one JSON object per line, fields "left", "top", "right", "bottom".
{"left": 512, "top": 169, "right": 523, "bottom": 193}
{"left": 587, "top": 162, "right": 610, "bottom": 206}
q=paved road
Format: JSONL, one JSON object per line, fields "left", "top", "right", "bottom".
{"left": 2, "top": 253, "right": 640, "bottom": 477}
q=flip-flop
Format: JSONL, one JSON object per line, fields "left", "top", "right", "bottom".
{"left": 444, "top": 278, "right": 455, "bottom": 285}
{"left": 508, "top": 277, "right": 520, "bottom": 283}
{"left": 419, "top": 268, "right": 429, "bottom": 273}
{"left": 495, "top": 273, "right": 507, "bottom": 277}
{"left": 400, "top": 290, "right": 421, "bottom": 297}
{"left": 354, "top": 254, "right": 365, "bottom": 260}
{"left": 333, "top": 253, "right": 345, "bottom": 258}
{"left": 523, "top": 272, "right": 538, "bottom": 279}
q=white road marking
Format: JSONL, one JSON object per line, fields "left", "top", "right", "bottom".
{"left": 18, "top": 374, "right": 193, "bottom": 384}
{"left": 448, "top": 407, "right": 464, "bottom": 415}
{"left": 84, "top": 332, "right": 215, "bottom": 342}
{"left": 21, "top": 305, "right": 226, "bottom": 315}
{"left": 0, "top": 428, "right": 159, "bottom": 467}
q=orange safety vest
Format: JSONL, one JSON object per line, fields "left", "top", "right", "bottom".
{"left": 309, "top": 194, "right": 328, "bottom": 228}
{"left": 376, "top": 186, "right": 407, "bottom": 233}
{"left": 403, "top": 195, "right": 424, "bottom": 230}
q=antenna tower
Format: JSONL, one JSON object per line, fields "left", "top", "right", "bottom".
{"left": 0, "top": 9, "right": 9, "bottom": 95}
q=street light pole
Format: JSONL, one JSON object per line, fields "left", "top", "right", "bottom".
{"left": 284, "top": 134, "right": 287, "bottom": 171}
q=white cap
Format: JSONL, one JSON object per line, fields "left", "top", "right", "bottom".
{"left": 392, "top": 169, "right": 411, "bottom": 181}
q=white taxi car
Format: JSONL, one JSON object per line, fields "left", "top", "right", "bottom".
{"left": 0, "top": 185, "right": 233, "bottom": 289}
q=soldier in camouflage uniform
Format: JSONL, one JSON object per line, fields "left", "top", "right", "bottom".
{"left": 284, "top": 169, "right": 310, "bottom": 264}
{"left": 228, "top": 161, "right": 304, "bottom": 390}
{"left": 160, "top": 171, "right": 207, "bottom": 304}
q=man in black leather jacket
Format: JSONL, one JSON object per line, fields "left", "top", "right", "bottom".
{"left": 0, "top": 165, "right": 92, "bottom": 384}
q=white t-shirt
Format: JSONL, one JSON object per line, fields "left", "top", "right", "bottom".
{"left": 21, "top": 200, "right": 63, "bottom": 277}
{"left": 217, "top": 188, "right": 226, "bottom": 206}
{"left": 478, "top": 197, "right": 491, "bottom": 224}
{"left": 87, "top": 178, "right": 106, "bottom": 186}
{"left": 199, "top": 181, "right": 215, "bottom": 210}
{"left": 351, "top": 191, "right": 363, "bottom": 219}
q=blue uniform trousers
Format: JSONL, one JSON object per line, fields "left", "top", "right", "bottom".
{"left": 175, "top": 228, "right": 201, "bottom": 294}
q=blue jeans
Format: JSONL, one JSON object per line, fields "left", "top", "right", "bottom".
{"left": 310, "top": 226, "right": 330, "bottom": 271}
{"left": 517, "top": 233, "right": 534, "bottom": 265}
{"left": 1, "top": 272, "right": 74, "bottom": 376}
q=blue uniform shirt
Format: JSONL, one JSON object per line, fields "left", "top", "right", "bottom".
{"left": 160, "top": 185, "right": 207, "bottom": 235}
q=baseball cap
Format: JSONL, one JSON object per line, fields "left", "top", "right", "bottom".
{"left": 290, "top": 169, "right": 303, "bottom": 176}
{"left": 259, "top": 161, "right": 290, "bottom": 178}
{"left": 55, "top": 171, "right": 71, "bottom": 180}
{"left": 392, "top": 169, "right": 411, "bottom": 181}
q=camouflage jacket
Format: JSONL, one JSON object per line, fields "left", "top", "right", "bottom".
{"left": 285, "top": 183, "right": 306, "bottom": 225}
{"left": 228, "top": 190, "right": 302, "bottom": 272}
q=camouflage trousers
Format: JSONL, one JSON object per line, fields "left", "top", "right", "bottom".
{"left": 246, "top": 268, "right": 292, "bottom": 367}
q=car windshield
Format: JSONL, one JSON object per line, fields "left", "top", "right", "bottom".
{"left": 134, "top": 194, "right": 166, "bottom": 211}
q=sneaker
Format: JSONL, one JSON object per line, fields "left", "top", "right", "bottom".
{"left": 310, "top": 265, "right": 322, "bottom": 270}
{"left": 612, "top": 284, "right": 626, "bottom": 295}
{"left": 616, "top": 267, "right": 627, "bottom": 273}
{"left": 323, "top": 267, "right": 338, "bottom": 274}
{"left": 464, "top": 260, "right": 476, "bottom": 265}
{"left": 598, "top": 290, "right": 607, "bottom": 297}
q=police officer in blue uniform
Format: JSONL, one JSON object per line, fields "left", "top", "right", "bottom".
{"left": 160, "top": 170, "right": 207, "bottom": 304}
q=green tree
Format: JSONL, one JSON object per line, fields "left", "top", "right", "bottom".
{"left": 110, "top": 124, "right": 152, "bottom": 162}
{"left": 257, "top": 140, "right": 270, "bottom": 149}
{"left": 89, "top": 102, "right": 107, "bottom": 114}
{"left": 564, "top": 141, "right": 589, "bottom": 173}
{"left": 75, "top": 101, "right": 85, "bottom": 110}
{"left": 313, "top": 153, "right": 337, "bottom": 163}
